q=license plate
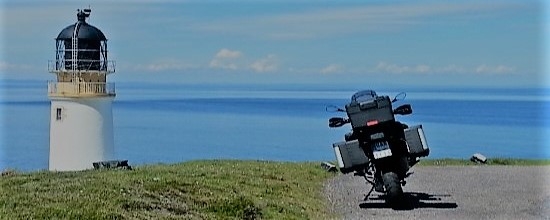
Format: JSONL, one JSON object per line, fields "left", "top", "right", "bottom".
{"left": 372, "top": 141, "right": 392, "bottom": 159}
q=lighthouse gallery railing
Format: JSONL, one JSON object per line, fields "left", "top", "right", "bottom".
{"left": 48, "top": 81, "right": 115, "bottom": 97}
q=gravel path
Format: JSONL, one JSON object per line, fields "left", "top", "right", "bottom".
{"left": 324, "top": 166, "right": 550, "bottom": 220}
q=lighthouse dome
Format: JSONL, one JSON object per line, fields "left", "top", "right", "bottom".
{"left": 56, "top": 9, "right": 106, "bottom": 40}
{"left": 57, "top": 23, "right": 106, "bottom": 40}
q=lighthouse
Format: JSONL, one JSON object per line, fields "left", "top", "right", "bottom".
{"left": 48, "top": 9, "right": 116, "bottom": 171}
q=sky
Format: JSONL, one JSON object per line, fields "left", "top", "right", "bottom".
{"left": 0, "top": 0, "right": 547, "bottom": 88}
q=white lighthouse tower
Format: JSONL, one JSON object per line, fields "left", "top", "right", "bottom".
{"left": 48, "top": 9, "right": 116, "bottom": 171}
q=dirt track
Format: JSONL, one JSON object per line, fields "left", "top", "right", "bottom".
{"left": 324, "top": 166, "right": 550, "bottom": 220}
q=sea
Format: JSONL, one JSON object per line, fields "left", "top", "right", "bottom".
{"left": 1, "top": 79, "right": 549, "bottom": 171}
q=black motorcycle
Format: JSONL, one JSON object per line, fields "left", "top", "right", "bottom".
{"left": 327, "top": 90, "right": 429, "bottom": 206}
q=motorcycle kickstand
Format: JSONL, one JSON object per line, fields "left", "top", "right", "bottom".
{"left": 363, "top": 175, "right": 376, "bottom": 201}
{"left": 363, "top": 185, "right": 376, "bottom": 201}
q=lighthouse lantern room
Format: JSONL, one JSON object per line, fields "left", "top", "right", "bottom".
{"left": 48, "top": 8, "right": 116, "bottom": 171}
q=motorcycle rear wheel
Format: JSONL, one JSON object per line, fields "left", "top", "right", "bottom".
{"left": 382, "top": 172, "right": 403, "bottom": 207}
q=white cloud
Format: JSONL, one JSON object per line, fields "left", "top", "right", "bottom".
{"left": 415, "top": 64, "right": 432, "bottom": 73}
{"left": 376, "top": 62, "right": 432, "bottom": 74}
{"left": 439, "top": 64, "right": 466, "bottom": 73}
{"left": 475, "top": 64, "right": 515, "bottom": 74}
{"left": 146, "top": 62, "right": 191, "bottom": 72}
{"left": 214, "top": 48, "right": 243, "bottom": 59}
{"left": 375, "top": 61, "right": 516, "bottom": 75}
{"left": 249, "top": 54, "right": 278, "bottom": 73}
{"left": 208, "top": 49, "right": 279, "bottom": 73}
{"left": 126, "top": 59, "right": 194, "bottom": 72}
{"left": 320, "top": 64, "right": 343, "bottom": 74}
{"left": 209, "top": 49, "right": 243, "bottom": 70}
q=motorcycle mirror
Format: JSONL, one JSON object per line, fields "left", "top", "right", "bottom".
{"left": 326, "top": 105, "right": 345, "bottom": 112}
{"left": 393, "top": 104, "right": 412, "bottom": 115}
{"left": 329, "top": 117, "right": 349, "bottom": 127}
{"left": 392, "top": 92, "right": 407, "bottom": 103}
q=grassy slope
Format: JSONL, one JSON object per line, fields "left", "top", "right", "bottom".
{"left": 0, "top": 160, "right": 335, "bottom": 220}
{"left": 1, "top": 159, "right": 548, "bottom": 219}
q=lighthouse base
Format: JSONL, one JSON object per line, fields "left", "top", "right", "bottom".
{"left": 49, "top": 97, "right": 115, "bottom": 171}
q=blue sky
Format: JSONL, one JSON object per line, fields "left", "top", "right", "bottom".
{"left": 0, "top": 0, "right": 546, "bottom": 88}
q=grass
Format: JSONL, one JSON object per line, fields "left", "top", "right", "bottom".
{"left": 1, "top": 158, "right": 548, "bottom": 219}
{"left": 0, "top": 160, "right": 336, "bottom": 220}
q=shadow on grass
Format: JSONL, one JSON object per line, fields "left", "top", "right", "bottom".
{"left": 359, "top": 192, "right": 458, "bottom": 210}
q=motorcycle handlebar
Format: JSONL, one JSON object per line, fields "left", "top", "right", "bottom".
{"left": 329, "top": 117, "right": 350, "bottom": 128}
{"left": 328, "top": 104, "right": 412, "bottom": 128}
{"left": 393, "top": 104, "right": 413, "bottom": 115}
{"left": 326, "top": 105, "right": 345, "bottom": 113}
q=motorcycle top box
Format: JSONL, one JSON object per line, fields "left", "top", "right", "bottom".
{"left": 345, "top": 90, "right": 395, "bottom": 129}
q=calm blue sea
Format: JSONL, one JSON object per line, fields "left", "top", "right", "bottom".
{"left": 1, "top": 79, "right": 549, "bottom": 171}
